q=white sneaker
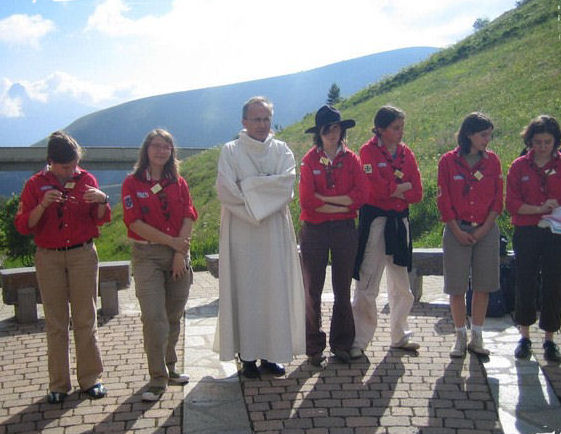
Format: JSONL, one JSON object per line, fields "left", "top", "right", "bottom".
{"left": 168, "top": 371, "right": 190, "bottom": 385}
{"left": 450, "top": 332, "right": 467, "bottom": 358}
{"left": 142, "top": 386, "right": 166, "bottom": 402}
{"left": 468, "top": 331, "right": 490, "bottom": 356}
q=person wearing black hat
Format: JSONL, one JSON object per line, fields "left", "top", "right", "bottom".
{"left": 299, "top": 105, "right": 368, "bottom": 367}
{"left": 351, "top": 106, "right": 423, "bottom": 357}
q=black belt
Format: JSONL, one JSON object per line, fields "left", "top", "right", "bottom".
{"left": 459, "top": 220, "right": 480, "bottom": 227}
{"left": 49, "top": 239, "right": 93, "bottom": 251}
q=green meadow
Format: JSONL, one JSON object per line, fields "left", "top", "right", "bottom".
{"left": 3, "top": 0, "right": 560, "bottom": 270}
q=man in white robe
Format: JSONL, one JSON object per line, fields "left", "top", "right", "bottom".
{"left": 214, "top": 96, "right": 306, "bottom": 377}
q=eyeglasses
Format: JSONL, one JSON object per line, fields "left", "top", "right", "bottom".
{"left": 245, "top": 117, "right": 271, "bottom": 124}
{"left": 150, "top": 143, "right": 173, "bottom": 152}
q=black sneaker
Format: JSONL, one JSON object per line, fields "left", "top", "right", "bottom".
{"left": 514, "top": 337, "right": 532, "bottom": 359}
{"left": 241, "top": 360, "right": 259, "bottom": 378}
{"left": 543, "top": 341, "right": 561, "bottom": 363}
{"left": 260, "top": 360, "right": 285, "bottom": 376}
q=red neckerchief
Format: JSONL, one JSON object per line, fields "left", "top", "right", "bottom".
{"left": 453, "top": 148, "right": 488, "bottom": 196}
{"left": 525, "top": 149, "right": 560, "bottom": 195}
{"left": 43, "top": 167, "right": 86, "bottom": 228}
{"left": 140, "top": 170, "right": 177, "bottom": 220}
{"left": 375, "top": 137, "right": 406, "bottom": 183}
{"left": 316, "top": 145, "right": 348, "bottom": 189}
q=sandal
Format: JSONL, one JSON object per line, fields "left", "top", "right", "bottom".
{"left": 84, "top": 383, "right": 107, "bottom": 399}
{"left": 47, "top": 391, "right": 67, "bottom": 404}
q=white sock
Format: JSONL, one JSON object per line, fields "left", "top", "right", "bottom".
{"left": 471, "top": 325, "right": 483, "bottom": 334}
{"left": 456, "top": 326, "right": 467, "bottom": 335}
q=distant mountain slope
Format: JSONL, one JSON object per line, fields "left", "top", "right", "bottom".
{"left": 143, "top": 0, "right": 559, "bottom": 269}
{"left": 32, "top": 47, "right": 437, "bottom": 148}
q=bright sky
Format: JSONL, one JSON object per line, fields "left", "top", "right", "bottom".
{"left": 0, "top": 0, "right": 516, "bottom": 117}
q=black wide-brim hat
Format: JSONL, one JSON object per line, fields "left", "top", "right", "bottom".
{"left": 305, "top": 105, "right": 356, "bottom": 134}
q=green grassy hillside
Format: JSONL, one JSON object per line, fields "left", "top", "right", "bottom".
{"left": 95, "top": 0, "right": 560, "bottom": 269}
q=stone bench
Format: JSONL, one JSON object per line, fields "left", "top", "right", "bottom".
{"left": 408, "top": 248, "right": 515, "bottom": 302}
{"left": 0, "top": 260, "right": 131, "bottom": 323}
{"left": 206, "top": 249, "right": 515, "bottom": 303}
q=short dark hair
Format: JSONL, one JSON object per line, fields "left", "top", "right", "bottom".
{"left": 521, "top": 115, "right": 561, "bottom": 150}
{"left": 47, "top": 131, "right": 82, "bottom": 164}
{"left": 312, "top": 125, "right": 348, "bottom": 148}
{"left": 372, "top": 106, "right": 405, "bottom": 136}
{"left": 456, "top": 112, "right": 494, "bottom": 154}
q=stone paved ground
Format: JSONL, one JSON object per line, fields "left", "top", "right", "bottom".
{"left": 1, "top": 271, "right": 561, "bottom": 433}
{"left": 240, "top": 299, "right": 502, "bottom": 434}
{"left": 0, "top": 272, "right": 217, "bottom": 434}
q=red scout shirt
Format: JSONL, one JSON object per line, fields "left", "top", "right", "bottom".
{"left": 359, "top": 136, "right": 423, "bottom": 211}
{"left": 506, "top": 149, "right": 561, "bottom": 226}
{"left": 15, "top": 166, "right": 111, "bottom": 249}
{"left": 437, "top": 148, "right": 503, "bottom": 224}
{"left": 122, "top": 171, "right": 198, "bottom": 241}
{"left": 299, "top": 145, "right": 368, "bottom": 224}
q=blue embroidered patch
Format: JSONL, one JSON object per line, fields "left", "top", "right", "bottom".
{"left": 124, "top": 195, "right": 133, "bottom": 209}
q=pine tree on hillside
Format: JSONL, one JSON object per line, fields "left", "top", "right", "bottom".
{"left": 326, "top": 83, "right": 341, "bottom": 105}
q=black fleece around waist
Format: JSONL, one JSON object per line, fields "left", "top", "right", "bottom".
{"left": 353, "top": 205, "right": 412, "bottom": 279}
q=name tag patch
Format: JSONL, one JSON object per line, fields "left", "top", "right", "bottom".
{"left": 377, "top": 162, "right": 387, "bottom": 168}
{"left": 521, "top": 176, "right": 529, "bottom": 182}
{"left": 136, "top": 191, "right": 149, "bottom": 198}
{"left": 312, "top": 169, "right": 321, "bottom": 175}
{"left": 453, "top": 175, "right": 464, "bottom": 181}
{"left": 40, "top": 185, "right": 54, "bottom": 191}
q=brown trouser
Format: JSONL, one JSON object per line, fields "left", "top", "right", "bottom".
{"left": 35, "top": 243, "right": 103, "bottom": 393}
{"left": 132, "top": 243, "right": 191, "bottom": 388}
{"left": 299, "top": 220, "right": 357, "bottom": 356}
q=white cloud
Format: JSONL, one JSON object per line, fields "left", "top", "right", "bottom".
{"left": 0, "top": 73, "right": 138, "bottom": 118}
{"left": 0, "top": 14, "right": 55, "bottom": 48}
{"left": 82, "top": 0, "right": 514, "bottom": 95}
{"left": 0, "top": 79, "right": 24, "bottom": 118}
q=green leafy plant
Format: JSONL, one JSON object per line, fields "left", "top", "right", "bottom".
{"left": 0, "top": 194, "right": 35, "bottom": 266}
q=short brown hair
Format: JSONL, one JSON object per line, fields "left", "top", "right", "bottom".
{"left": 47, "top": 131, "right": 82, "bottom": 164}
{"left": 521, "top": 115, "right": 561, "bottom": 150}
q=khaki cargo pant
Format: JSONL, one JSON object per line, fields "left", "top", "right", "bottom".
{"left": 35, "top": 243, "right": 103, "bottom": 393}
{"left": 132, "top": 243, "right": 192, "bottom": 388}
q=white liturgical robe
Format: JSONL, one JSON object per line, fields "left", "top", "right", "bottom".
{"left": 214, "top": 130, "right": 306, "bottom": 362}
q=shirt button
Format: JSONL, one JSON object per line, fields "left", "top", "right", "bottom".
{"left": 470, "top": 201, "right": 474, "bottom": 205}
{"left": 66, "top": 240, "right": 70, "bottom": 244}
{"left": 166, "top": 227, "right": 170, "bottom": 232}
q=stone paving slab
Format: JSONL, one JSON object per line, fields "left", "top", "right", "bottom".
{"left": 1, "top": 270, "right": 561, "bottom": 433}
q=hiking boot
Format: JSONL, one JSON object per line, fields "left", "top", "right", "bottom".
{"left": 543, "top": 341, "right": 561, "bottom": 363}
{"left": 308, "top": 353, "right": 327, "bottom": 368}
{"left": 514, "top": 337, "right": 532, "bottom": 359}
{"left": 332, "top": 349, "right": 351, "bottom": 363}
{"left": 450, "top": 332, "right": 467, "bottom": 358}
{"left": 350, "top": 347, "right": 364, "bottom": 359}
{"left": 468, "top": 331, "right": 490, "bottom": 356}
